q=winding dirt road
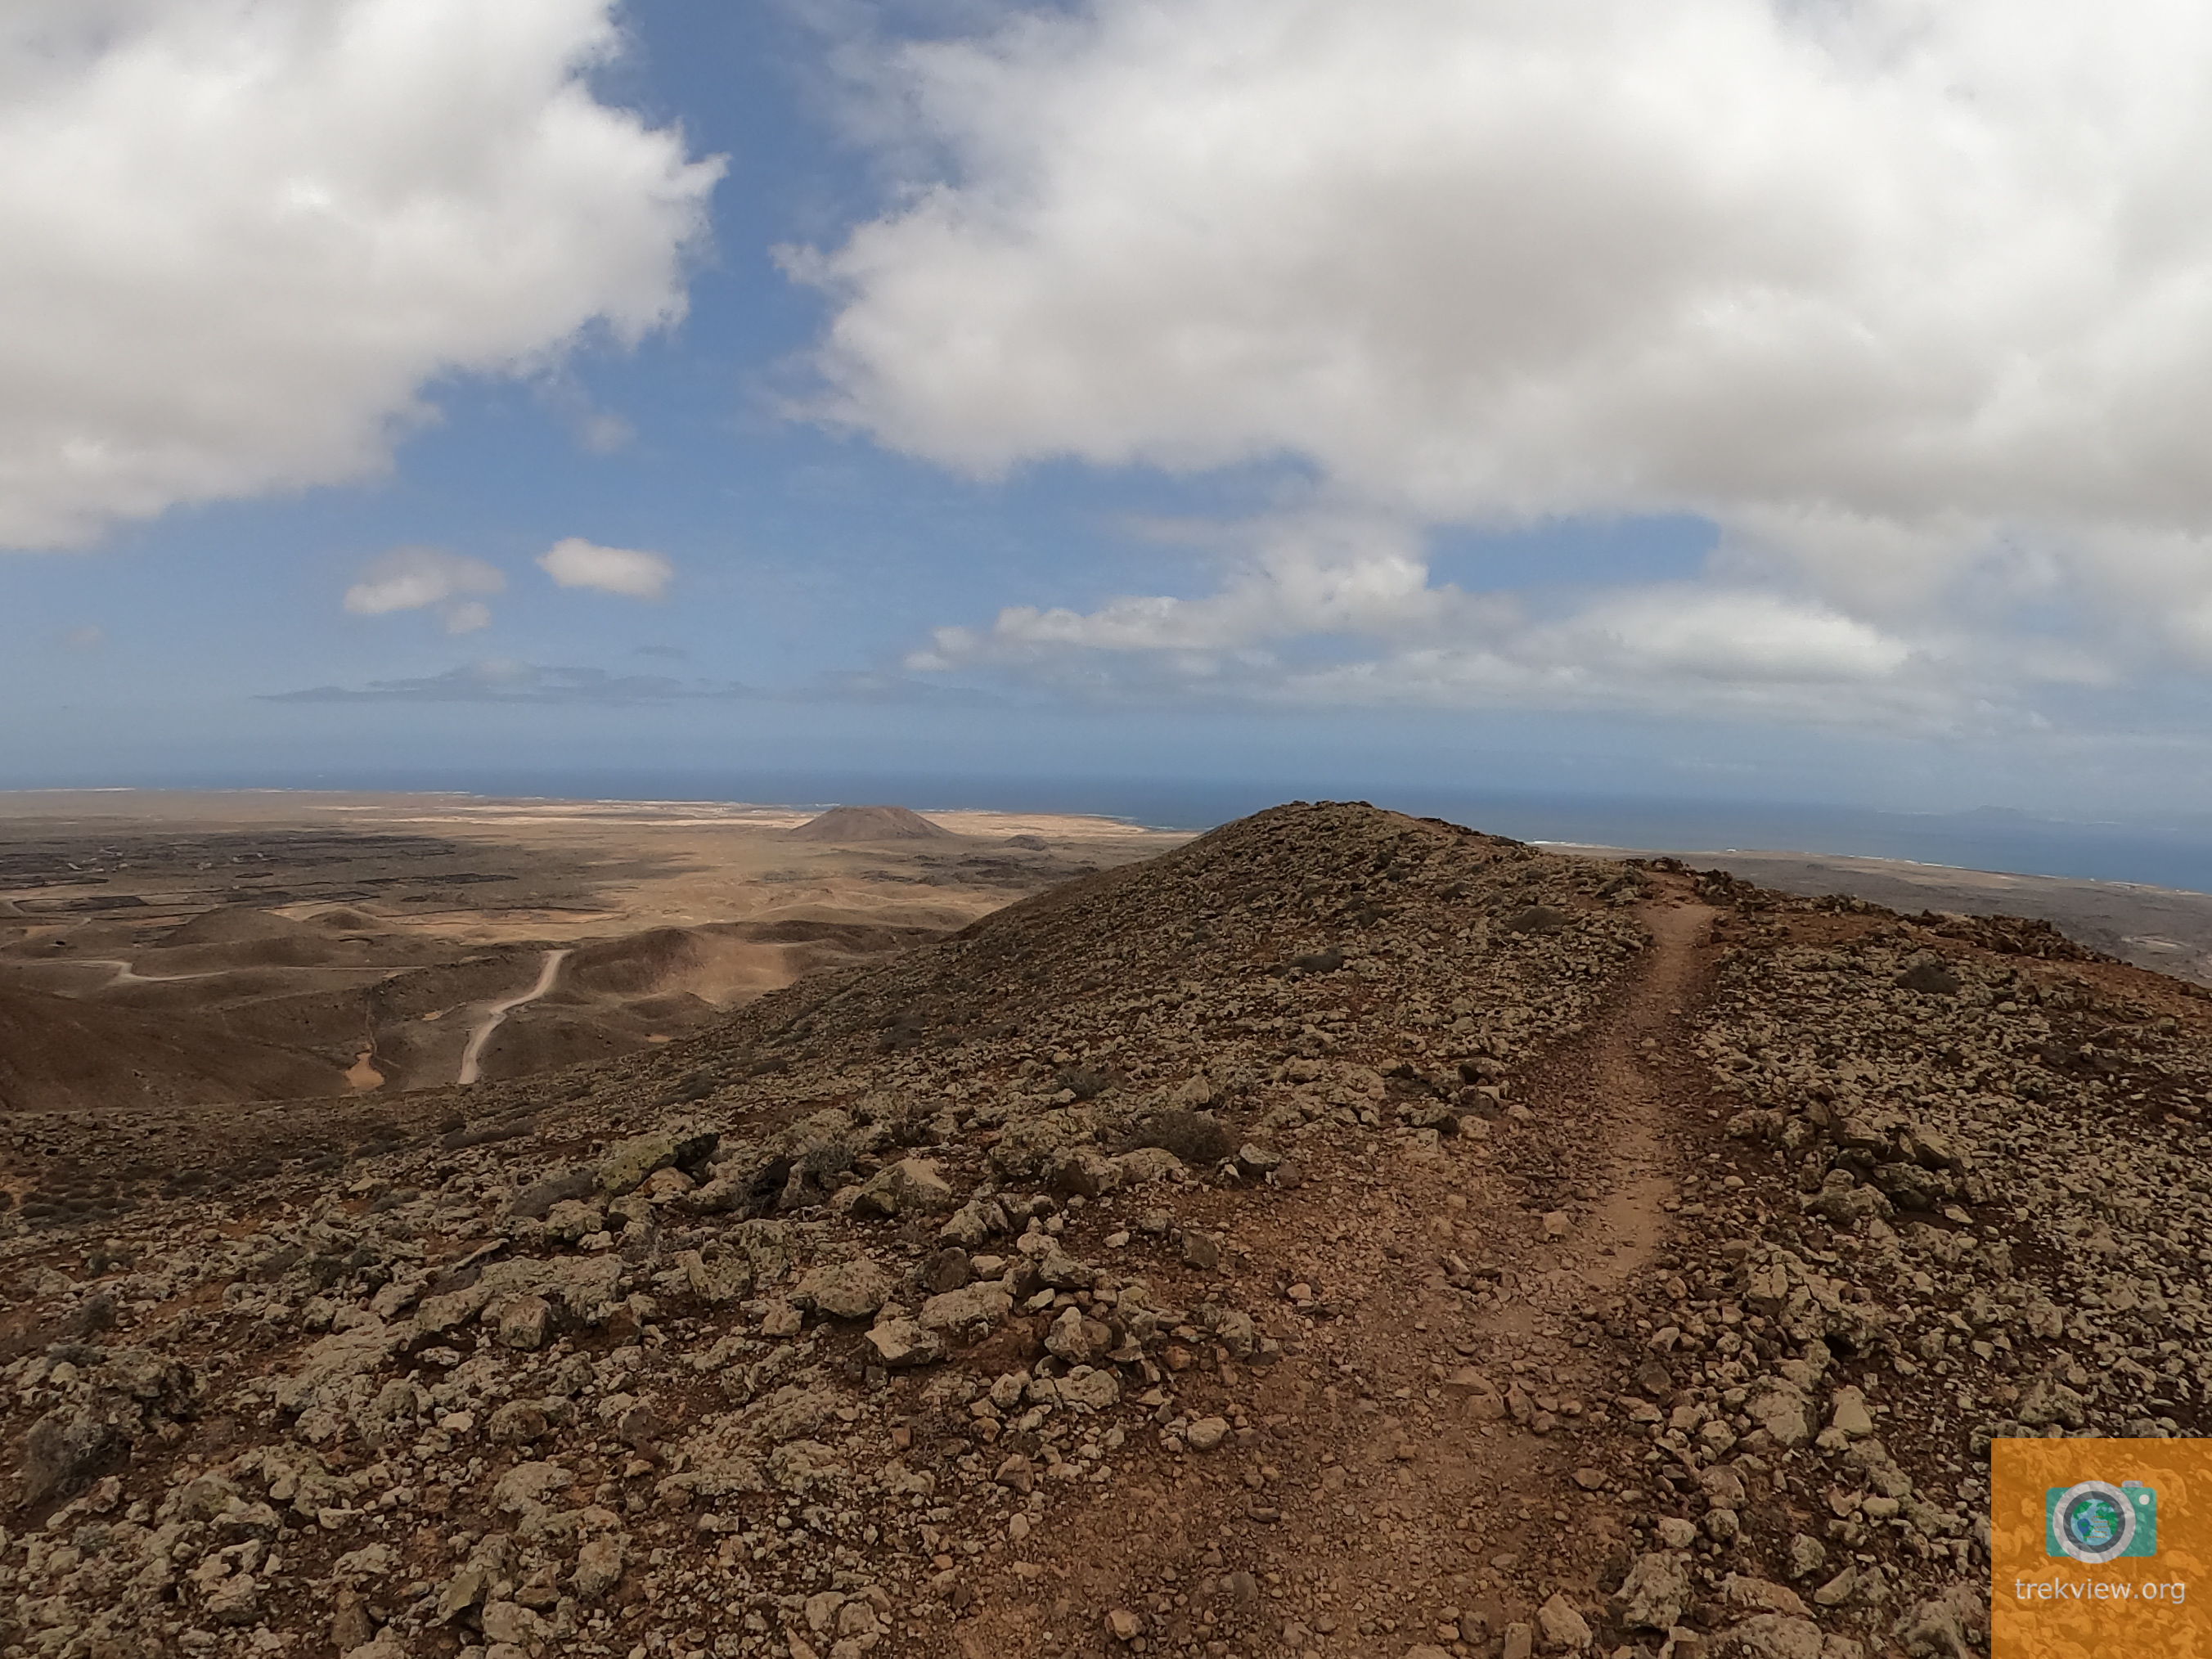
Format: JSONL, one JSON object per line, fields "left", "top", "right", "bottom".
{"left": 456, "top": 947, "right": 571, "bottom": 1086}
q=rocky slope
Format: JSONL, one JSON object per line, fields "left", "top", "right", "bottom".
{"left": 3, "top": 801, "right": 2200, "bottom": 1659}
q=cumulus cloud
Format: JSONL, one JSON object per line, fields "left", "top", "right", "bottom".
{"left": 798, "top": 0, "right": 2212, "bottom": 715}
{"left": 538, "top": 537, "right": 674, "bottom": 600}
{"left": 344, "top": 546, "right": 505, "bottom": 634}
{"left": 917, "top": 519, "right": 1463, "bottom": 659}
{"left": 0, "top": 0, "right": 722, "bottom": 548}
{"left": 917, "top": 518, "right": 1932, "bottom": 724}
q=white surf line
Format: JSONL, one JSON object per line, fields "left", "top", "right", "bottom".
{"left": 456, "top": 947, "right": 571, "bottom": 1087}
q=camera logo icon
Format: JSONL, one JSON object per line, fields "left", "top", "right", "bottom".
{"left": 2047, "top": 1480, "right": 2159, "bottom": 1563}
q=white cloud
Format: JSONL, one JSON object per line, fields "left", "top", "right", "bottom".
{"left": 0, "top": 0, "right": 722, "bottom": 549}
{"left": 1566, "top": 590, "right": 1911, "bottom": 685}
{"left": 798, "top": 0, "right": 2212, "bottom": 713}
{"left": 914, "top": 517, "right": 1482, "bottom": 663}
{"left": 344, "top": 545, "right": 505, "bottom": 633}
{"left": 915, "top": 519, "right": 1931, "bottom": 724}
{"left": 538, "top": 537, "right": 673, "bottom": 600}
{"left": 577, "top": 412, "right": 636, "bottom": 456}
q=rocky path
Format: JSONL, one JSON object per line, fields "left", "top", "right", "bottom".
{"left": 958, "top": 883, "right": 1720, "bottom": 1657}
{"left": 1547, "top": 890, "right": 1713, "bottom": 1301}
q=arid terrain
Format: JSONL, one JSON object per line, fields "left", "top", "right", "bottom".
{"left": 1560, "top": 842, "right": 2212, "bottom": 987}
{"left": 7, "top": 800, "right": 2210, "bottom": 1659}
{"left": 0, "top": 792, "right": 1183, "bottom": 1111}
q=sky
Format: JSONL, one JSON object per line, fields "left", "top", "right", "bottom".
{"left": 10, "top": 0, "right": 2212, "bottom": 831}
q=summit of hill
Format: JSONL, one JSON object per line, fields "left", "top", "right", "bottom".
{"left": 3, "top": 800, "right": 2200, "bottom": 1659}
{"left": 786, "top": 805, "right": 959, "bottom": 843}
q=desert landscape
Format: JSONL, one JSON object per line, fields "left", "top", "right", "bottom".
{"left": 5, "top": 798, "right": 2205, "bottom": 1659}
{"left": 21, "top": 9, "right": 2212, "bottom": 1659}
{"left": 0, "top": 791, "right": 1184, "bottom": 1113}
{"left": 1565, "top": 844, "right": 2212, "bottom": 988}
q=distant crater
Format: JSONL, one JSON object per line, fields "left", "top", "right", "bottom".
{"left": 785, "top": 805, "right": 958, "bottom": 843}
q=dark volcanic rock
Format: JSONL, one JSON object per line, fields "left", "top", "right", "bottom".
{"left": 4, "top": 801, "right": 2158, "bottom": 1659}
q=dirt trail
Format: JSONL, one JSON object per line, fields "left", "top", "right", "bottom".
{"left": 456, "top": 946, "right": 570, "bottom": 1086}
{"left": 49, "top": 956, "right": 222, "bottom": 987}
{"left": 962, "top": 884, "right": 1721, "bottom": 1657}
{"left": 1564, "top": 892, "right": 1716, "bottom": 1295}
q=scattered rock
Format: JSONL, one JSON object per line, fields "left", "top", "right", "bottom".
{"left": 596, "top": 1125, "right": 718, "bottom": 1197}
{"left": 1617, "top": 1551, "right": 1692, "bottom": 1630}
{"left": 794, "top": 1256, "right": 894, "bottom": 1320}
{"left": 850, "top": 1157, "right": 958, "bottom": 1219}
{"left": 1828, "top": 1386, "right": 1874, "bottom": 1438}
{"left": 1536, "top": 1593, "right": 1592, "bottom": 1650}
{"left": 864, "top": 1318, "right": 945, "bottom": 1369}
{"left": 496, "top": 1293, "right": 554, "bottom": 1351}
{"left": 573, "top": 1535, "right": 625, "bottom": 1602}
{"left": 1185, "top": 1416, "right": 1231, "bottom": 1452}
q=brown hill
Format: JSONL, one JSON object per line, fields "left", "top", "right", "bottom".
{"left": 0, "top": 982, "right": 341, "bottom": 1116}
{"left": 159, "top": 905, "right": 327, "bottom": 949}
{"left": 785, "top": 803, "right": 959, "bottom": 841}
{"left": 7, "top": 802, "right": 2192, "bottom": 1659}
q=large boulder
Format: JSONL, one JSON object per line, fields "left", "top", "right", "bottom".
{"left": 1894, "top": 1583, "right": 1987, "bottom": 1658}
{"left": 919, "top": 1282, "right": 1013, "bottom": 1332}
{"left": 596, "top": 1124, "right": 719, "bottom": 1198}
{"left": 864, "top": 1319, "right": 946, "bottom": 1369}
{"left": 849, "top": 1157, "right": 958, "bottom": 1219}
{"left": 20, "top": 1405, "right": 121, "bottom": 1504}
{"left": 1747, "top": 1380, "right": 1812, "bottom": 1448}
{"left": 794, "top": 1256, "right": 894, "bottom": 1320}
{"left": 1616, "top": 1551, "right": 1692, "bottom": 1630}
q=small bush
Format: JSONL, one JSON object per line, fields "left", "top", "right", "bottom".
{"left": 1055, "top": 1068, "right": 1114, "bottom": 1101}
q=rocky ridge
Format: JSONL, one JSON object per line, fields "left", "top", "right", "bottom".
{"left": 2, "top": 801, "right": 2196, "bottom": 1659}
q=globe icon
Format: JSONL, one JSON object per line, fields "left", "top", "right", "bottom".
{"left": 2066, "top": 1493, "right": 2125, "bottom": 1552}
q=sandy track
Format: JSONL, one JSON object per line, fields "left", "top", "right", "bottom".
{"left": 47, "top": 957, "right": 223, "bottom": 987}
{"left": 456, "top": 948, "right": 571, "bottom": 1086}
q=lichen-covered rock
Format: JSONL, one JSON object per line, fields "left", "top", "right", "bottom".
{"left": 938, "top": 1197, "right": 1009, "bottom": 1247}
{"left": 1535, "top": 1594, "right": 1591, "bottom": 1651}
{"left": 573, "top": 1534, "right": 626, "bottom": 1602}
{"left": 596, "top": 1124, "right": 719, "bottom": 1197}
{"left": 864, "top": 1318, "right": 946, "bottom": 1369}
{"left": 1113, "top": 1146, "right": 1188, "bottom": 1186}
{"left": 1747, "top": 1380, "right": 1811, "bottom": 1448}
{"left": 20, "top": 1405, "right": 122, "bottom": 1504}
{"left": 1056, "top": 1367, "right": 1120, "bottom": 1410}
{"left": 794, "top": 1255, "right": 893, "bottom": 1319}
{"left": 1044, "top": 1144, "right": 1123, "bottom": 1198}
{"left": 919, "top": 1281, "right": 1013, "bottom": 1332}
{"left": 1616, "top": 1551, "right": 1691, "bottom": 1630}
{"left": 848, "top": 1156, "right": 958, "bottom": 1219}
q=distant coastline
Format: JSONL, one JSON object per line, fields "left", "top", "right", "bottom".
{"left": 7, "top": 772, "right": 2212, "bottom": 896}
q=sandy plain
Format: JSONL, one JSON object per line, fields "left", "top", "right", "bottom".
{"left": 0, "top": 790, "right": 1185, "bottom": 1111}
